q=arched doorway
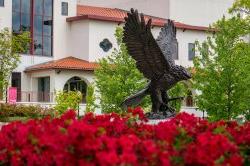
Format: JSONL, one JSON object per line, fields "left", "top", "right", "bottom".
{"left": 63, "top": 77, "right": 87, "bottom": 103}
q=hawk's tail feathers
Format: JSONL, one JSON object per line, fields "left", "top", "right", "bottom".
{"left": 121, "top": 87, "right": 149, "bottom": 111}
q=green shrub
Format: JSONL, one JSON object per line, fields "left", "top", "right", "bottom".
{"left": 55, "top": 91, "right": 82, "bottom": 115}
{"left": 86, "top": 85, "right": 96, "bottom": 113}
{"left": 0, "top": 103, "right": 55, "bottom": 122}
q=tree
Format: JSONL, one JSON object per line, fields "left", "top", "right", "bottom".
{"left": 169, "top": 82, "right": 189, "bottom": 111}
{"left": 193, "top": 1, "right": 250, "bottom": 121}
{"left": 0, "top": 28, "right": 30, "bottom": 100}
{"left": 95, "top": 27, "right": 149, "bottom": 113}
{"left": 229, "top": 0, "right": 250, "bottom": 15}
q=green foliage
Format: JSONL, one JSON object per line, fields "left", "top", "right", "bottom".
{"left": 0, "top": 28, "right": 30, "bottom": 100}
{"left": 169, "top": 82, "right": 189, "bottom": 111}
{"left": 229, "top": 0, "right": 250, "bottom": 15}
{"left": 0, "top": 103, "right": 55, "bottom": 122}
{"left": 193, "top": 2, "right": 250, "bottom": 121}
{"left": 55, "top": 91, "right": 82, "bottom": 115}
{"left": 86, "top": 84, "right": 96, "bottom": 113}
{"left": 95, "top": 27, "right": 149, "bottom": 113}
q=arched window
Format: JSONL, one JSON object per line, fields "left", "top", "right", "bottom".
{"left": 63, "top": 77, "right": 87, "bottom": 103}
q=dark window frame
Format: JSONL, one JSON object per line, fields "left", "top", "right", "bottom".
{"left": 188, "top": 43, "right": 195, "bottom": 61}
{"left": 0, "top": 0, "right": 4, "bottom": 7}
{"left": 12, "top": 0, "right": 53, "bottom": 57}
{"left": 61, "top": 2, "right": 68, "bottom": 16}
{"left": 99, "top": 38, "right": 113, "bottom": 52}
{"left": 173, "top": 42, "right": 179, "bottom": 60}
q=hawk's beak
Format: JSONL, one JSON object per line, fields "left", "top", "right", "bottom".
{"left": 185, "top": 72, "right": 192, "bottom": 79}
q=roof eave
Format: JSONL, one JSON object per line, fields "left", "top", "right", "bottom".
{"left": 67, "top": 14, "right": 165, "bottom": 27}
{"left": 67, "top": 14, "right": 124, "bottom": 23}
{"left": 24, "top": 67, "right": 96, "bottom": 73}
{"left": 67, "top": 15, "right": 214, "bottom": 32}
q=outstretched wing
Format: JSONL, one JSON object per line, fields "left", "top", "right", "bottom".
{"left": 156, "top": 20, "right": 178, "bottom": 66}
{"left": 123, "top": 9, "right": 170, "bottom": 80}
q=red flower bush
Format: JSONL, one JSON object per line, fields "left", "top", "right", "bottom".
{"left": 0, "top": 107, "right": 249, "bottom": 166}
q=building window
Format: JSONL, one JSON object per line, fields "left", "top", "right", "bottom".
{"left": 188, "top": 43, "right": 195, "bottom": 60}
{"left": 61, "top": 2, "right": 68, "bottom": 16}
{"left": 11, "top": 72, "right": 22, "bottom": 102}
{"left": 38, "top": 77, "right": 50, "bottom": 102}
{"left": 12, "top": 0, "right": 53, "bottom": 56}
{"left": 100, "top": 39, "right": 113, "bottom": 52}
{"left": 172, "top": 42, "right": 179, "bottom": 60}
{"left": 0, "top": 0, "right": 4, "bottom": 7}
{"left": 12, "top": 0, "right": 31, "bottom": 33}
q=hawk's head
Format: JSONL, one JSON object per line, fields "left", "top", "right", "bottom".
{"left": 174, "top": 66, "right": 192, "bottom": 80}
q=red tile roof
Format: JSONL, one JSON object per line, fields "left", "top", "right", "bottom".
{"left": 66, "top": 5, "right": 213, "bottom": 32}
{"left": 25, "top": 57, "right": 99, "bottom": 72}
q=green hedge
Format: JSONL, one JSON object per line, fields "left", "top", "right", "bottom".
{"left": 0, "top": 104, "right": 55, "bottom": 122}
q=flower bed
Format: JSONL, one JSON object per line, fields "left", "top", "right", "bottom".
{"left": 0, "top": 108, "right": 249, "bottom": 165}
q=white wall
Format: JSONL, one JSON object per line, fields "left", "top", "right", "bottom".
{"left": 18, "top": 69, "right": 94, "bottom": 102}
{"left": 88, "top": 21, "right": 118, "bottom": 62}
{"left": 176, "top": 29, "right": 208, "bottom": 67}
{"left": 53, "top": 0, "right": 77, "bottom": 60}
{"left": 78, "top": 0, "right": 234, "bottom": 27}
{"left": 24, "top": 69, "right": 94, "bottom": 93}
{"left": 78, "top": 0, "right": 170, "bottom": 19}
{"left": 87, "top": 21, "right": 166, "bottom": 62}
{"left": 87, "top": 20, "right": 208, "bottom": 67}
{"left": 16, "top": 55, "right": 53, "bottom": 72}
{"left": 29, "top": 70, "right": 55, "bottom": 92}
{"left": 169, "top": 0, "right": 234, "bottom": 26}
{"left": 0, "top": 0, "right": 12, "bottom": 30}
{"left": 14, "top": 55, "right": 53, "bottom": 92}
{"left": 67, "top": 20, "right": 90, "bottom": 60}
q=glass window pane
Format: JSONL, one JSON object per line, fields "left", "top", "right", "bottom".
{"left": 44, "top": 0, "right": 52, "bottom": 16}
{"left": 61, "top": 2, "right": 68, "bottom": 16}
{"left": 34, "top": 36, "right": 43, "bottom": 55}
{"left": 172, "top": 42, "right": 178, "bottom": 60}
{"left": 188, "top": 43, "right": 195, "bottom": 60}
{"left": 0, "top": 0, "right": 4, "bottom": 7}
{"left": 43, "top": 16, "right": 52, "bottom": 36}
{"left": 12, "top": 12, "right": 21, "bottom": 33}
{"left": 43, "top": 37, "right": 52, "bottom": 56}
{"left": 21, "top": 0, "right": 30, "bottom": 13}
{"left": 35, "top": 0, "right": 43, "bottom": 15}
{"left": 34, "top": 15, "right": 43, "bottom": 35}
{"left": 12, "top": 0, "right": 20, "bottom": 11}
{"left": 21, "top": 14, "right": 30, "bottom": 32}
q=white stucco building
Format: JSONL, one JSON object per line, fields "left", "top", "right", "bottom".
{"left": 0, "top": 0, "right": 233, "bottom": 111}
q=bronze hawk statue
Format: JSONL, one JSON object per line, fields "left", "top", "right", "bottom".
{"left": 122, "top": 9, "right": 192, "bottom": 119}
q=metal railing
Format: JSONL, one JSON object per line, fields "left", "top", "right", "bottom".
{"left": 17, "top": 91, "right": 87, "bottom": 103}
{"left": 18, "top": 91, "right": 55, "bottom": 103}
